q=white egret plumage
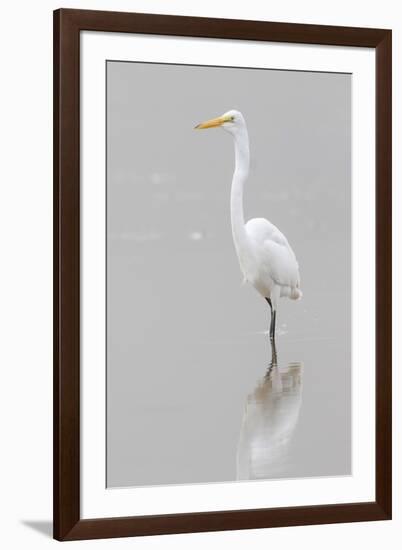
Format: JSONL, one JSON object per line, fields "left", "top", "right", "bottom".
{"left": 195, "top": 110, "right": 302, "bottom": 340}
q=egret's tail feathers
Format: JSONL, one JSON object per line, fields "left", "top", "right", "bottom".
{"left": 279, "top": 285, "right": 303, "bottom": 300}
{"left": 291, "top": 287, "right": 303, "bottom": 300}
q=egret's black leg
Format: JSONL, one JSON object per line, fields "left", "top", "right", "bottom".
{"left": 271, "top": 310, "right": 277, "bottom": 341}
{"left": 271, "top": 337, "right": 278, "bottom": 366}
{"left": 265, "top": 298, "right": 276, "bottom": 341}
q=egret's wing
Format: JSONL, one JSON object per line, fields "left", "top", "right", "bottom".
{"left": 245, "top": 218, "right": 289, "bottom": 248}
{"left": 245, "top": 218, "right": 300, "bottom": 288}
{"left": 261, "top": 240, "right": 300, "bottom": 288}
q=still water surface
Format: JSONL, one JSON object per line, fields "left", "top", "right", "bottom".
{"left": 107, "top": 255, "right": 351, "bottom": 488}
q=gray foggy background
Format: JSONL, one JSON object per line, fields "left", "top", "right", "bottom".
{"left": 106, "top": 61, "right": 351, "bottom": 488}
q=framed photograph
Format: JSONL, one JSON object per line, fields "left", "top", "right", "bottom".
{"left": 53, "top": 8, "right": 392, "bottom": 541}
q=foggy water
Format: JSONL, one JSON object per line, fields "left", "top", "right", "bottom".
{"left": 106, "top": 61, "right": 351, "bottom": 488}
{"left": 106, "top": 241, "right": 351, "bottom": 487}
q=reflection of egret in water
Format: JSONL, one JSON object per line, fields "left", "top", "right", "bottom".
{"left": 237, "top": 342, "right": 303, "bottom": 480}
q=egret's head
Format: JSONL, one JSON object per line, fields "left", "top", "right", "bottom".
{"left": 194, "top": 110, "right": 246, "bottom": 136}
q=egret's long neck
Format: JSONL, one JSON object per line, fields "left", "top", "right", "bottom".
{"left": 231, "top": 127, "right": 251, "bottom": 257}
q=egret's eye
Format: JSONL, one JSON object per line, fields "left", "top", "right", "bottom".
{"left": 230, "top": 116, "right": 235, "bottom": 121}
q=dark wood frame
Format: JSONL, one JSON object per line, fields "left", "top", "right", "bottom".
{"left": 54, "top": 8, "right": 392, "bottom": 541}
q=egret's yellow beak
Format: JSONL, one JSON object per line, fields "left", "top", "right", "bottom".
{"left": 194, "top": 115, "right": 231, "bottom": 129}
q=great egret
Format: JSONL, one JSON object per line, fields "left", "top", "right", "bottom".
{"left": 195, "top": 110, "right": 302, "bottom": 341}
